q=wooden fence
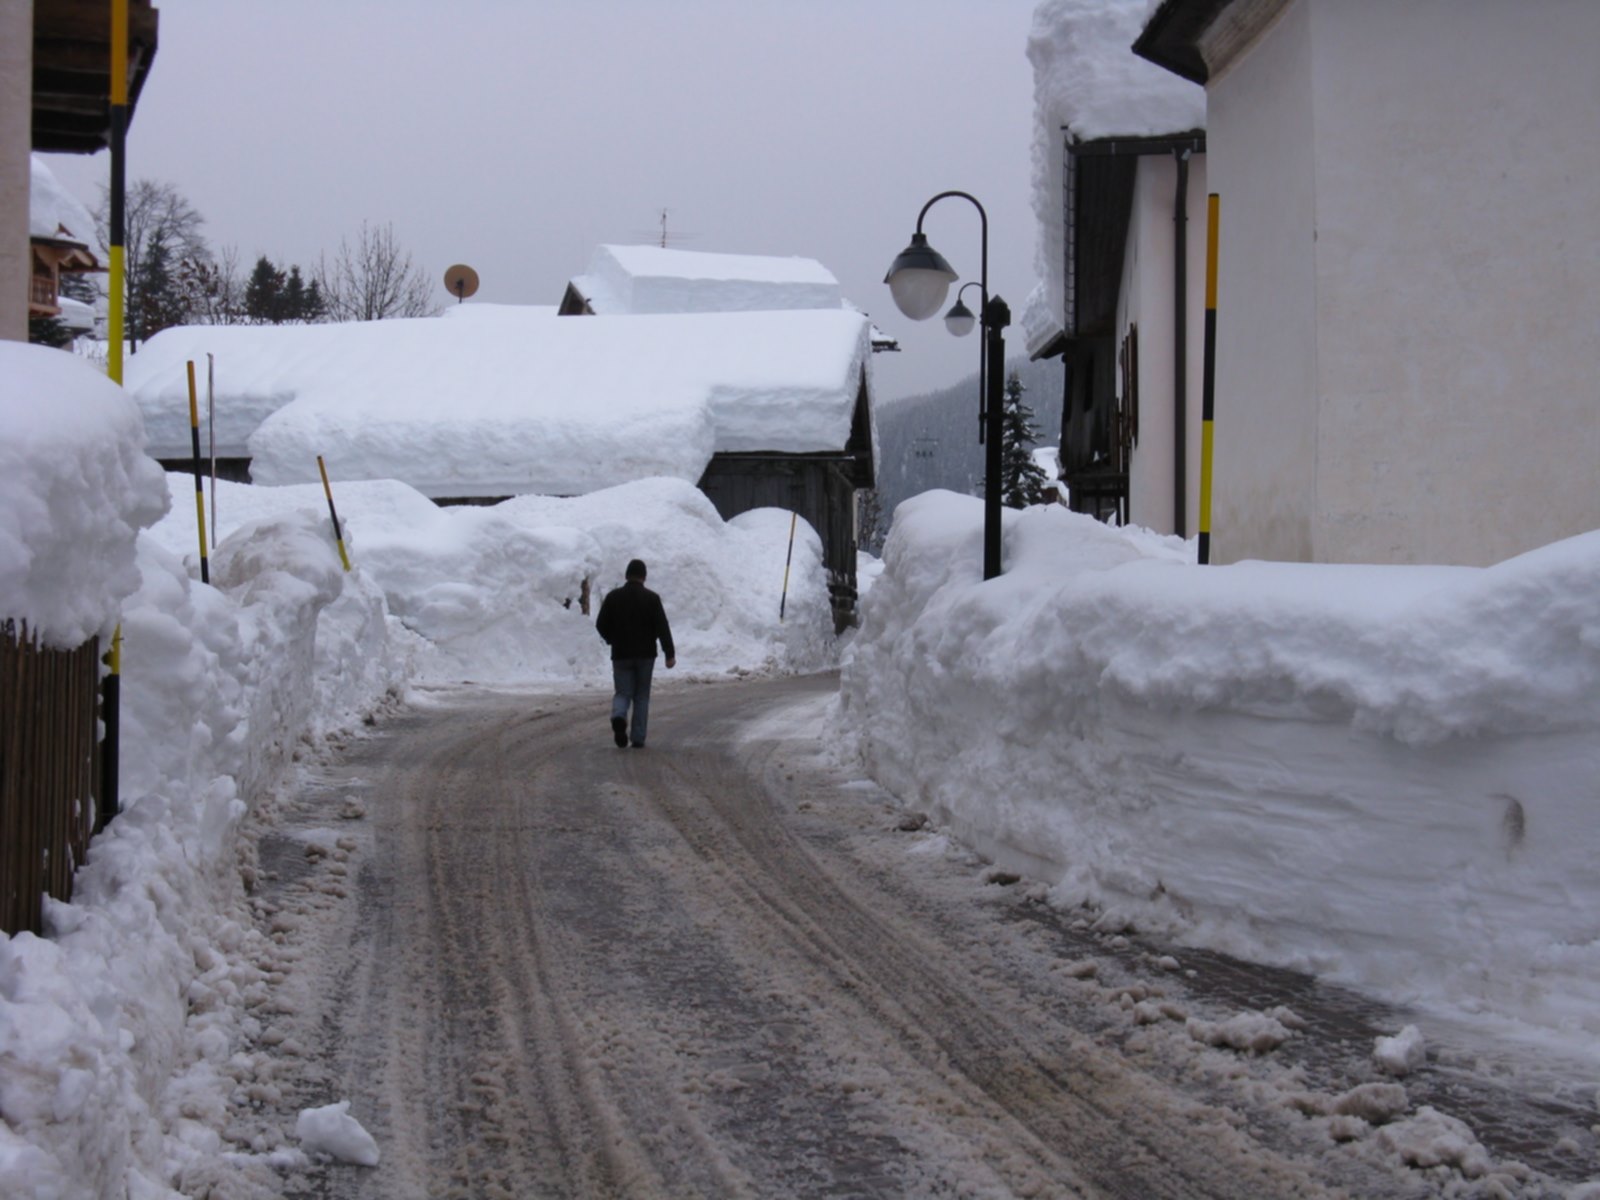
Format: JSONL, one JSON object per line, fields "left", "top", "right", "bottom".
{"left": 1, "top": 622, "right": 102, "bottom": 936}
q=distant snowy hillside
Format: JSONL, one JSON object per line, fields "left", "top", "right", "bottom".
{"left": 869, "top": 356, "right": 1064, "bottom": 552}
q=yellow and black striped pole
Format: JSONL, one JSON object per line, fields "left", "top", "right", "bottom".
{"left": 186, "top": 361, "right": 211, "bottom": 583}
{"left": 107, "top": 0, "right": 128, "bottom": 383}
{"left": 1198, "top": 193, "right": 1219, "bottom": 565}
{"left": 102, "top": 0, "right": 130, "bottom": 823}
{"left": 318, "top": 456, "right": 353, "bottom": 572}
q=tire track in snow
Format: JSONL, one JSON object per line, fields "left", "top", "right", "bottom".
{"left": 260, "top": 675, "right": 1555, "bottom": 1199}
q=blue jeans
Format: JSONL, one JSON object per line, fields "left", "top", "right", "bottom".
{"left": 611, "top": 657, "right": 656, "bottom": 746}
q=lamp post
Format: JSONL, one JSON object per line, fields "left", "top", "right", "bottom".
{"left": 885, "top": 191, "right": 1010, "bottom": 580}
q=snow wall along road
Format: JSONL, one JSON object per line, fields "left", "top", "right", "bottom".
{"left": 837, "top": 491, "right": 1600, "bottom": 1052}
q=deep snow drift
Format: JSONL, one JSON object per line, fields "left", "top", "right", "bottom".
{"left": 151, "top": 472, "right": 837, "bottom": 684}
{"left": 837, "top": 491, "right": 1600, "bottom": 1059}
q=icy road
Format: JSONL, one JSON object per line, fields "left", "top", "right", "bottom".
{"left": 240, "top": 674, "right": 1596, "bottom": 1199}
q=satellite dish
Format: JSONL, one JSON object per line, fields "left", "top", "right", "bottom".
{"left": 443, "top": 264, "right": 479, "bottom": 303}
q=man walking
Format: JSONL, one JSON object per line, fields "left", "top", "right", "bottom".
{"left": 595, "top": 558, "right": 676, "bottom": 749}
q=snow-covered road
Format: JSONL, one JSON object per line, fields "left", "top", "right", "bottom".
{"left": 226, "top": 675, "right": 1593, "bottom": 1199}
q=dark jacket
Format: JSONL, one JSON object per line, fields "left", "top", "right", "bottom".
{"left": 596, "top": 580, "right": 675, "bottom": 661}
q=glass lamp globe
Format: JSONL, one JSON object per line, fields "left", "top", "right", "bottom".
{"left": 884, "top": 234, "right": 958, "bottom": 321}
{"left": 943, "top": 297, "right": 976, "bottom": 337}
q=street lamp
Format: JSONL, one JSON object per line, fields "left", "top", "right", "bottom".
{"left": 884, "top": 191, "right": 1010, "bottom": 580}
{"left": 943, "top": 282, "right": 982, "bottom": 338}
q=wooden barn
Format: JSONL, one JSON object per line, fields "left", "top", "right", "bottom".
{"left": 694, "top": 371, "right": 875, "bottom": 631}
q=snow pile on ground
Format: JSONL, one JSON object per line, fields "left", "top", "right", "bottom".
{"left": 837, "top": 490, "right": 1600, "bottom": 1053}
{"left": 0, "top": 509, "right": 409, "bottom": 1198}
{"left": 569, "top": 243, "right": 843, "bottom": 315}
{"left": 152, "top": 473, "right": 837, "bottom": 682}
{"left": 0, "top": 344, "right": 418, "bottom": 1196}
{"left": 124, "top": 307, "right": 872, "bottom": 499}
{"left": 1024, "top": 0, "right": 1206, "bottom": 350}
{"left": 0, "top": 343, "right": 166, "bottom": 646}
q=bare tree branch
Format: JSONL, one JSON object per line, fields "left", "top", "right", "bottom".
{"left": 97, "top": 178, "right": 212, "bottom": 346}
{"left": 316, "top": 221, "right": 440, "bottom": 321}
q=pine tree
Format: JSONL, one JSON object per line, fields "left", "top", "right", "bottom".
{"left": 1000, "top": 370, "right": 1049, "bottom": 509}
{"left": 302, "top": 277, "right": 327, "bottom": 322}
{"left": 282, "top": 266, "right": 308, "bottom": 321}
{"left": 59, "top": 270, "right": 99, "bottom": 305}
{"left": 28, "top": 313, "right": 72, "bottom": 348}
{"left": 245, "top": 255, "right": 285, "bottom": 323}
{"left": 133, "top": 230, "right": 189, "bottom": 342}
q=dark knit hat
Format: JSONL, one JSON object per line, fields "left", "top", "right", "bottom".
{"left": 626, "top": 558, "right": 647, "bottom": 580}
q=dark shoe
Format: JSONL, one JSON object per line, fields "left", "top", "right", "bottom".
{"left": 611, "top": 716, "right": 628, "bottom": 748}
{"left": 630, "top": 742, "right": 645, "bottom": 749}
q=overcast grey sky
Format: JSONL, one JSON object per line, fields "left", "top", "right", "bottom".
{"left": 45, "top": 0, "right": 1042, "bottom": 401}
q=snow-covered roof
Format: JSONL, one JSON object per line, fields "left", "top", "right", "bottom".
{"left": 1029, "top": 0, "right": 1206, "bottom": 143}
{"left": 126, "top": 308, "right": 873, "bottom": 498}
{"left": 29, "top": 155, "right": 100, "bottom": 253}
{"left": 1027, "top": 0, "right": 1206, "bottom": 346}
{"left": 568, "top": 244, "right": 844, "bottom": 315}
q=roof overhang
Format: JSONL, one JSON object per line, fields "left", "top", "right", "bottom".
{"left": 33, "top": 0, "right": 161, "bottom": 153}
{"left": 1066, "top": 131, "right": 1206, "bottom": 338}
{"left": 1134, "top": 0, "right": 1291, "bottom": 86}
{"left": 1028, "top": 329, "right": 1069, "bottom": 362}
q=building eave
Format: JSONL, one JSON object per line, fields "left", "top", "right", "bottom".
{"left": 33, "top": 0, "right": 161, "bottom": 154}
{"left": 1133, "top": 0, "right": 1229, "bottom": 83}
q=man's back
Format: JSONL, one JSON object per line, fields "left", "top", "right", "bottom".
{"left": 596, "top": 580, "right": 674, "bottom": 661}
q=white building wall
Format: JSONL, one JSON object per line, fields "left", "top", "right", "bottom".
{"left": 1205, "top": 0, "right": 1320, "bottom": 563}
{"left": 1124, "top": 152, "right": 1209, "bottom": 537}
{"left": 1307, "top": 0, "right": 1600, "bottom": 565}
{"left": 0, "top": 0, "right": 32, "bottom": 343}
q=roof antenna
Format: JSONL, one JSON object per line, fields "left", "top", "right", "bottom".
{"left": 631, "top": 209, "right": 698, "bottom": 249}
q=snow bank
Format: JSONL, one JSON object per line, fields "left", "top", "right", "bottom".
{"left": 4, "top": 443, "right": 835, "bottom": 1195}
{"left": 124, "top": 307, "right": 872, "bottom": 499}
{"left": 1025, "top": 0, "right": 1206, "bottom": 349}
{"left": 837, "top": 492, "right": 1600, "bottom": 1050}
{"left": 569, "top": 243, "right": 843, "bottom": 315}
{"left": 153, "top": 473, "right": 838, "bottom": 683}
{"left": 1, "top": 468, "right": 410, "bottom": 1195}
{"left": 0, "top": 343, "right": 167, "bottom": 646}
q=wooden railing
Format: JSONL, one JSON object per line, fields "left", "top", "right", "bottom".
{"left": 1, "top": 622, "right": 102, "bottom": 935}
